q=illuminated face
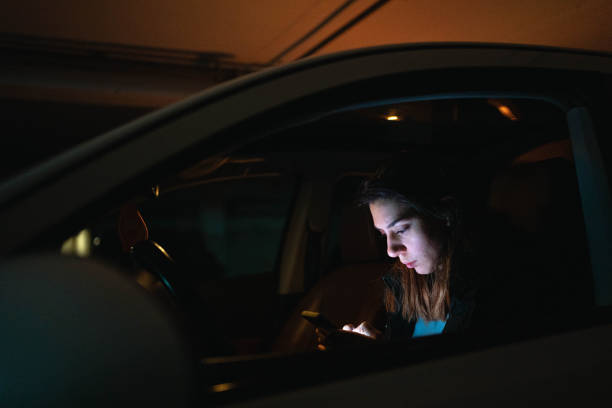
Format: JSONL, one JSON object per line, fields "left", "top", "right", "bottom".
{"left": 369, "top": 199, "right": 443, "bottom": 275}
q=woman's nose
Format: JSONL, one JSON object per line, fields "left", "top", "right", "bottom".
{"left": 386, "top": 235, "right": 405, "bottom": 258}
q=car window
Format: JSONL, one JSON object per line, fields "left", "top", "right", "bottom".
{"left": 58, "top": 96, "right": 595, "bottom": 367}
{"left": 264, "top": 98, "right": 595, "bottom": 355}
{"left": 139, "top": 174, "right": 295, "bottom": 280}
{"left": 61, "top": 158, "right": 298, "bottom": 355}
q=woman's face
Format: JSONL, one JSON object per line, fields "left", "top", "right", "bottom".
{"left": 369, "top": 199, "right": 443, "bottom": 275}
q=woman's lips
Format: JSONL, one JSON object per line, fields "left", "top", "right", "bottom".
{"left": 403, "top": 260, "right": 417, "bottom": 268}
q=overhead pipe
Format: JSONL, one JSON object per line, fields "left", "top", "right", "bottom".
{"left": 297, "top": 0, "right": 390, "bottom": 60}
{"left": 267, "top": 0, "right": 357, "bottom": 65}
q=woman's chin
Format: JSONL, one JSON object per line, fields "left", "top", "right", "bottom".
{"left": 414, "top": 267, "right": 433, "bottom": 275}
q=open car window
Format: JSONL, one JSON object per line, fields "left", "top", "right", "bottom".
{"left": 58, "top": 95, "right": 595, "bottom": 363}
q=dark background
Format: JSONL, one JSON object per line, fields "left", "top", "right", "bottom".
{"left": 1, "top": 0, "right": 611, "bottom": 180}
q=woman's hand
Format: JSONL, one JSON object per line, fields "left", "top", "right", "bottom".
{"left": 341, "top": 321, "right": 382, "bottom": 340}
{"left": 315, "top": 321, "right": 381, "bottom": 351}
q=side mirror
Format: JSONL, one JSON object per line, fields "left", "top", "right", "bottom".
{"left": 0, "top": 253, "right": 198, "bottom": 407}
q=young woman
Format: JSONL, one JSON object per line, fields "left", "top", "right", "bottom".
{"left": 339, "top": 155, "right": 482, "bottom": 342}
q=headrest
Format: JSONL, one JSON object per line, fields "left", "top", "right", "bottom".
{"left": 488, "top": 157, "right": 581, "bottom": 237}
{"left": 339, "top": 205, "right": 383, "bottom": 263}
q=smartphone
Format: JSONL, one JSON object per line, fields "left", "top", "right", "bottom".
{"left": 300, "top": 310, "right": 339, "bottom": 333}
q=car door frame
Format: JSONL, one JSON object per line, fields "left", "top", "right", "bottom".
{"left": 2, "top": 43, "right": 612, "bottom": 405}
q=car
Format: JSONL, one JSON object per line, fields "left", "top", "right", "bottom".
{"left": 1, "top": 42, "right": 612, "bottom": 407}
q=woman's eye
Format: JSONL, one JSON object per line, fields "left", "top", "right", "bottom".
{"left": 395, "top": 225, "right": 410, "bottom": 235}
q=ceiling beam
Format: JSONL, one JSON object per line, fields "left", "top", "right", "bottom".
{"left": 0, "top": 33, "right": 263, "bottom": 108}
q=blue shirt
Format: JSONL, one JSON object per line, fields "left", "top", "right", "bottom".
{"left": 412, "top": 317, "right": 447, "bottom": 338}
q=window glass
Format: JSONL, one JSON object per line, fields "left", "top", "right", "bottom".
{"left": 139, "top": 174, "right": 295, "bottom": 280}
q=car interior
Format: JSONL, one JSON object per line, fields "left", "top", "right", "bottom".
{"left": 55, "top": 95, "right": 594, "bottom": 398}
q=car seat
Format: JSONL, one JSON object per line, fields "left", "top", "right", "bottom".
{"left": 272, "top": 203, "right": 389, "bottom": 353}
{"left": 477, "top": 154, "right": 593, "bottom": 330}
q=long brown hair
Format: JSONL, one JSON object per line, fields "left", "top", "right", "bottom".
{"left": 383, "top": 227, "right": 454, "bottom": 321}
{"left": 359, "top": 155, "right": 462, "bottom": 321}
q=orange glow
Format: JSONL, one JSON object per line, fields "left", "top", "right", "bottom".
{"left": 211, "top": 383, "right": 237, "bottom": 393}
{"left": 497, "top": 105, "right": 518, "bottom": 121}
{"left": 386, "top": 115, "right": 399, "bottom": 121}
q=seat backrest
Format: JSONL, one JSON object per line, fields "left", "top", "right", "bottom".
{"left": 480, "top": 157, "right": 593, "bottom": 324}
{"left": 338, "top": 204, "right": 383, "bottom": 263}
{"left": 273, "top": 200, "right": 389, "bottom": 353}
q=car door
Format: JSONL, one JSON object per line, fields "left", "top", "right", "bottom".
{"left": 1, "top": 44, "right": 612, "bottom": 406}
